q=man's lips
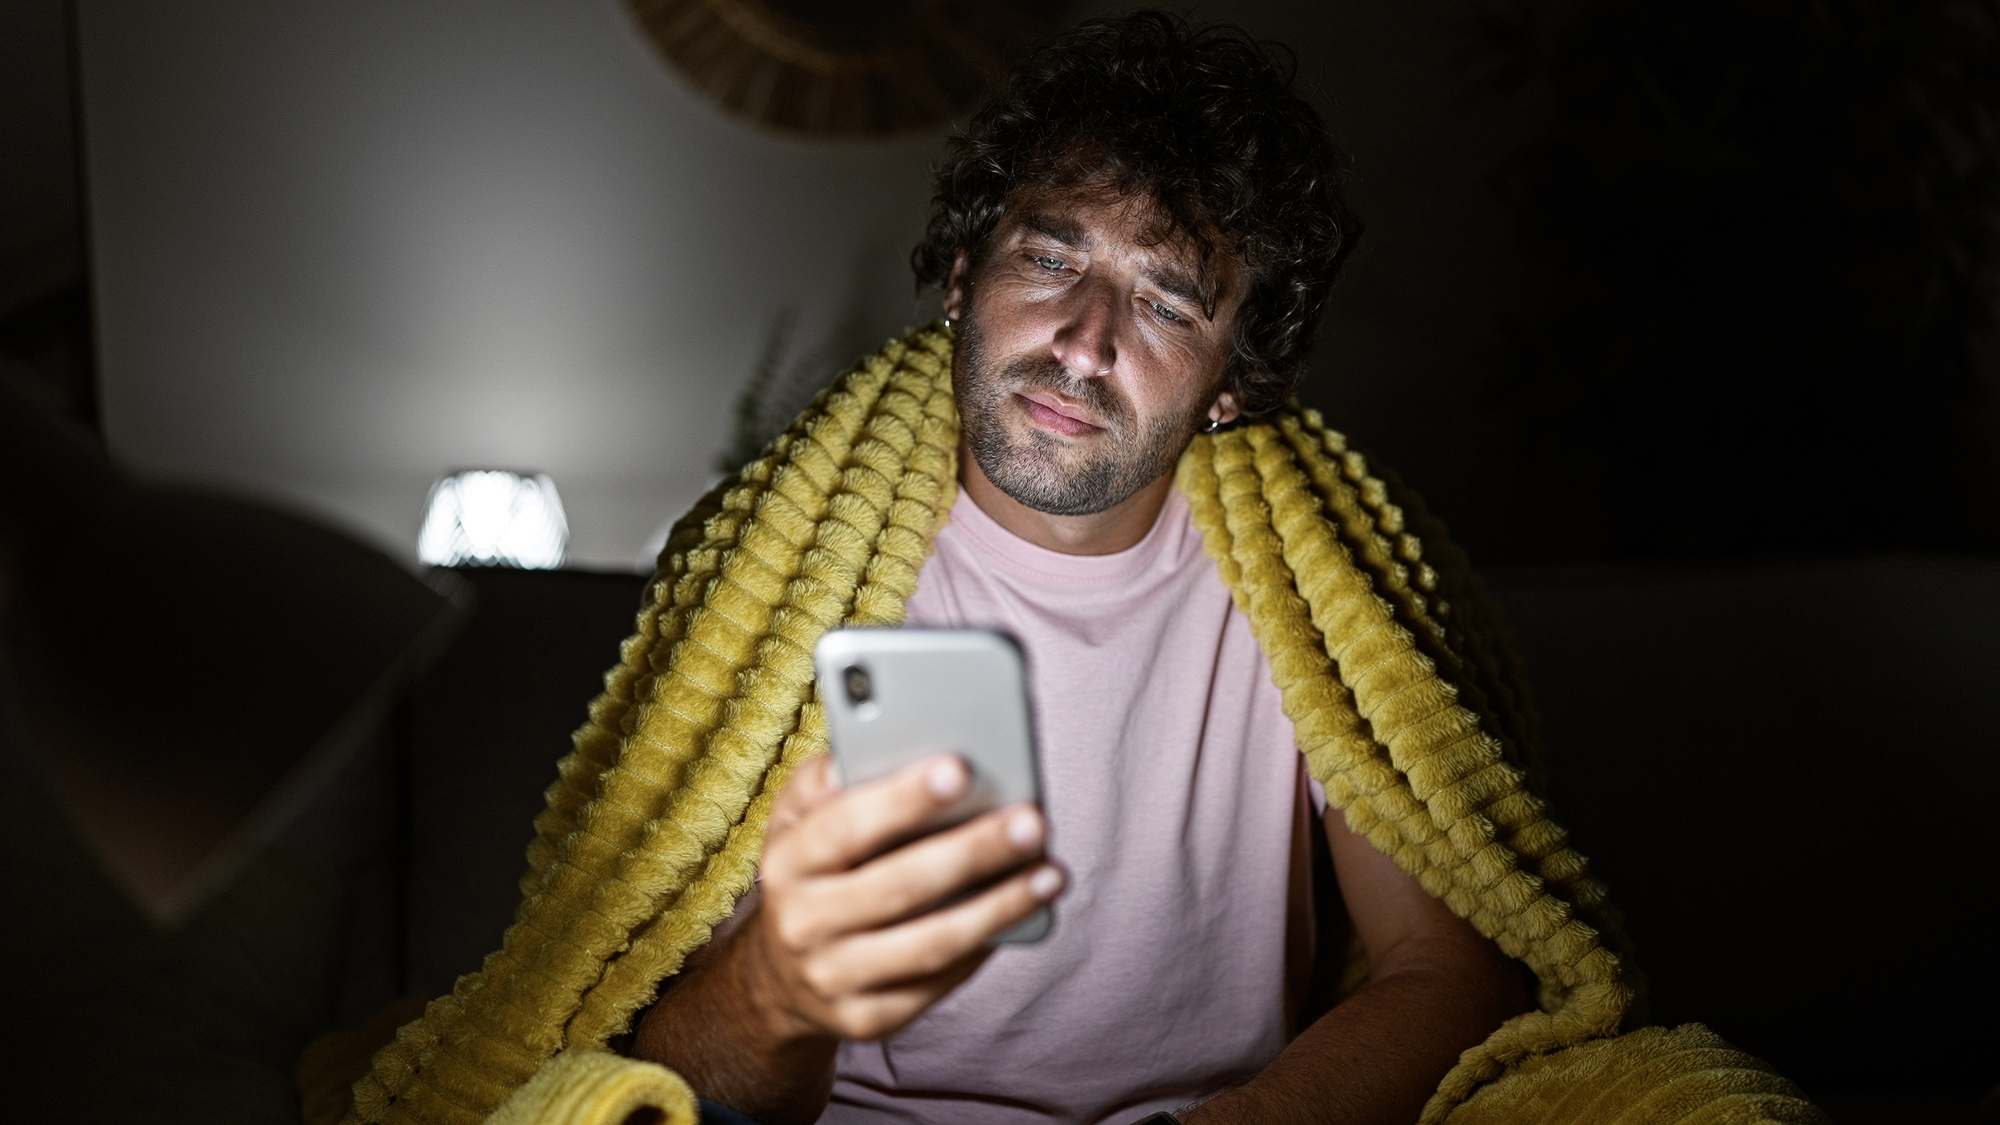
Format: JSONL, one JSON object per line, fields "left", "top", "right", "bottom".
{"left": 1017, "top": 391, "right": 1102, "bottom": 436}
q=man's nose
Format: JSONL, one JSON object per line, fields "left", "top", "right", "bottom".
{"left": 1051, "top": 279, "right": 1118, "bottom": 378}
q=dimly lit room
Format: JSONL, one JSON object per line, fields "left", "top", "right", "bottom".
{"left": 2, "top": 1, "right": 1995, "bottom": 1123}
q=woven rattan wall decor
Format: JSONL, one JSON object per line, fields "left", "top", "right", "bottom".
{"left": 623, "top": 0, "right": 1078, "bottom": 137}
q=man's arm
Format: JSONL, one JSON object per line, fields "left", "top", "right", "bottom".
{"left": 629, "top": 753, "right": 1063, "bottom": 1125}
{"left": 1184, "top": 808, "right": 1531, "bottom": 1125}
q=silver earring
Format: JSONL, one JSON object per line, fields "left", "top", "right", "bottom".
{"left": 1201, "top": 417, "right": 1222, "bottom": 434}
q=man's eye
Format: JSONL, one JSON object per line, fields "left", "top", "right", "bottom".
{"left": 1032, "top": 255, "right": 1068, "bottom": 272}
{"left": 1152, "top": 301, "right": 1187, "bottom": 324}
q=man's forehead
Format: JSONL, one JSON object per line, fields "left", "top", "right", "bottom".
{"left": 1009, "top": 193, "right": 1191, "bottom": 256}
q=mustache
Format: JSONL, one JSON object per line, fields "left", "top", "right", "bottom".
{"left": 1001, "top": 355, "right": 1133, "bottom": 430}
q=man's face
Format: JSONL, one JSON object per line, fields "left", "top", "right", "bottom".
{"left": 949, "top": 193, "right": 1243, "bottom": 517}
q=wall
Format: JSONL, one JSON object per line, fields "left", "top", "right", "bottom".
{"left": 0, "top": 0, "right": 81, "bottom": 312}
{"left": 77, "top": 0, "right": 948, "bottom": 570}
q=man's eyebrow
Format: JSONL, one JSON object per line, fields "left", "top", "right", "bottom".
{"left": 1020, "top": 211, "right": 1091, "bottom": 250}
{"left": 1144, "top": 265, "right": 1210, "bottom": 313}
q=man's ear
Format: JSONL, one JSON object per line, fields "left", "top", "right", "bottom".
{"left": 1208, "top": 390, "right": 1241, "bottom": 427}
{"left": 944, "top": 253, "right": 970, "bottom": 320}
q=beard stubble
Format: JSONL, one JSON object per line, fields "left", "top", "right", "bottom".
{"left": 954, "top": 310, "right": 1209, "bottom": 517}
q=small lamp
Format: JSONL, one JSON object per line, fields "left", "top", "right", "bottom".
{"left": 417, "top": 470, "right": 567, "bottom": 569}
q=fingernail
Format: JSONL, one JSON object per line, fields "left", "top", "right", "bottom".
{"left": 926, "top": 757, "right": 967, "bottom": 800}
{"left": 1029, "top": 865, "right": 1064, "bottom": 900}
{"left": 1006, "top": 809, "right": 1043, "bottom": 851}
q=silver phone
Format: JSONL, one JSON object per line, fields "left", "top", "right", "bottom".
{"left": 813, "top": 627, "right": 1050, "bottom": 943}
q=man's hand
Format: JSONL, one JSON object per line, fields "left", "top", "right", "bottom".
{"left": 749, "top": 751, "right": 1063, "bottom": 1040}
{"left": 631, "top": 752, "right": 1064, "bottom": 1125}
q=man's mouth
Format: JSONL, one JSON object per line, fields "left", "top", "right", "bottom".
{"left": 1017, "top": 391, "right": 1102, "bottom": 436}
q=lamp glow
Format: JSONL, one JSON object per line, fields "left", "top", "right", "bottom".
{"left": 417, "top": 470, "right": 567, "bottom": 569}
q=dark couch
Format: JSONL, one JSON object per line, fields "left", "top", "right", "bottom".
{"left": 6, "top": 555, "right": 1994, "bottom": 1122}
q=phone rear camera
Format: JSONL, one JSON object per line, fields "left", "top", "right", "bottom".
{"left": 842, "top": 665, "right": 872, "bottom": 705}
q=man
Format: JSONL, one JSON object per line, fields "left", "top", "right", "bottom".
{"left": 630, "top": 13, "right": 1529, "bottom": 1124}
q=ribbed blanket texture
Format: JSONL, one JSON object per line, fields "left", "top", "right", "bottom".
{"left": 332, "top": 324, "right": 1823, "bottom": 1125}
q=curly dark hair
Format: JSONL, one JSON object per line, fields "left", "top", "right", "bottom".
{"left": 911, "top": 10, "right": 1359, "bottom": 416}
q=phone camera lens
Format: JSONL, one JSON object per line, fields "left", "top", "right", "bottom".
{"left": 842, "top": 665, "right": 872, "bottom": 705}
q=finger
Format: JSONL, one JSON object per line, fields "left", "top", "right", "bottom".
{"left": 808, "top": 863, "right": 1064, "bottom": 997}
{"left": 768, "top": 754, "right": 838, "bottom": 839}
{"left": 793, "top": 804, "right": 1046, "bottom": 934}
{"left": 765, "top": 753, "right": 972, "bottom": 880}
{"left": 820, "top": 949, "right": 990, "bottom": 1042}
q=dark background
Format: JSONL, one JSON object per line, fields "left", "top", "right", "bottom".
{"left": 9, "top": 1, "right": 1995, "bottom": 566}
{"left": 3, "top": 1, "right": 1996, "bottom": 1121}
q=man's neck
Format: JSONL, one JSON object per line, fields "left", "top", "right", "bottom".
{"left": 956, "top": 438, "right": 1175, "bottom": 556}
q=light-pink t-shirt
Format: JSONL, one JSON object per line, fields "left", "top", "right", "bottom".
{"left": 824, "top": 486, "right": 1311, "bottom": 1125}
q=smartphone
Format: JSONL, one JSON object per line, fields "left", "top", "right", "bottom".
{"left": 813, "top": 627, "right": 1050, "bottom": 943}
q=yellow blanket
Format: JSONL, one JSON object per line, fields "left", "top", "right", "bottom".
{"left": 332, "top": 323, "right": 1823, "bottom": 1125}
